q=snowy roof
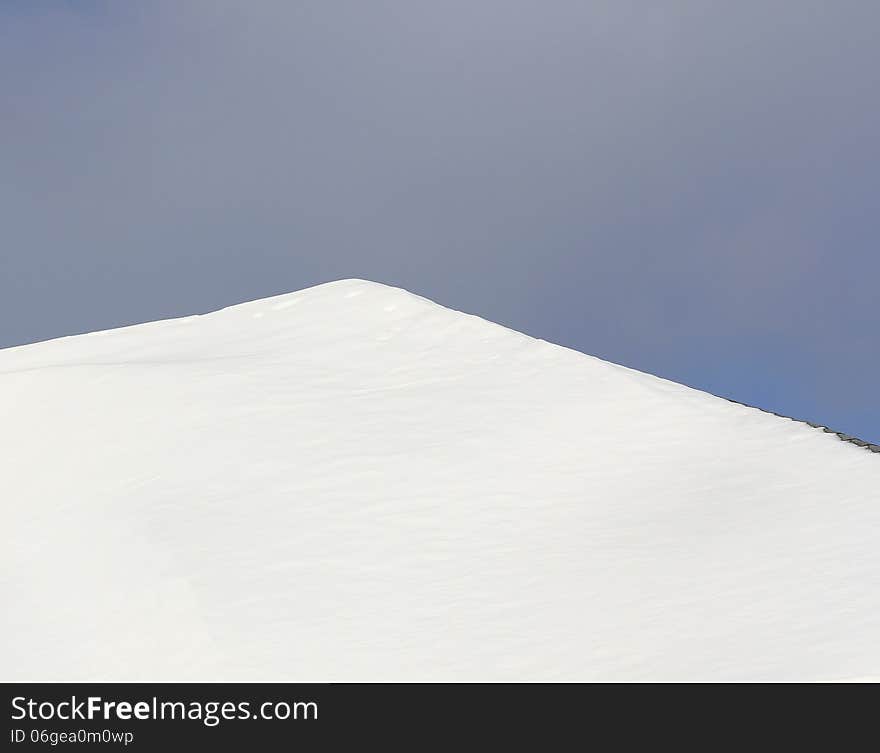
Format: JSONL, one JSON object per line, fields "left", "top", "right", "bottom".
{"left": 3, "top": 279, "right": 878, "bottom": 681}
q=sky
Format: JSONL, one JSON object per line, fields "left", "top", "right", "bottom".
{"left": 1, "top": 1, "right": 878, "bottom": 442}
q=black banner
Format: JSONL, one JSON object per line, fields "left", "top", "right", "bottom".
{"left": 2, "top": 681, "right": 868, "bottom": 748}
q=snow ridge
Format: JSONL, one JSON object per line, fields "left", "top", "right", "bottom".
{"left": 2, "top": 279, "right": 879, "bottom": 682}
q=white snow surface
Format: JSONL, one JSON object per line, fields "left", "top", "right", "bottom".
{"left": 2, "top": 279, "right": 878, "bottom": 681}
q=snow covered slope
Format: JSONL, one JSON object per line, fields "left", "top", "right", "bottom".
{"left": 2, "top": 279, "right": 878, "bottom": 681}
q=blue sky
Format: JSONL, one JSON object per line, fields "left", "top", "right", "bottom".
{"left": 1, "top": 1, "right": 878, "bottom": 442}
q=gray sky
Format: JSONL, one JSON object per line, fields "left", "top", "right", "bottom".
{"left": 2, "top": 1, "right": 878, "bottom": 442}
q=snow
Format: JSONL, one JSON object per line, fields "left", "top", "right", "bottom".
{"left": 2, "top": 279, "right": 878, "bottom": 681}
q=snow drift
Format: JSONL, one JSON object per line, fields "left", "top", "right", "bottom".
{"left": 2, "top": 279, "right": 878, "bottom": 681}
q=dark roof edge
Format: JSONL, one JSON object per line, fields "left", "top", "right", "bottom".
{"left": 724, "top": 398, "right": 880, "bottom": 453}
